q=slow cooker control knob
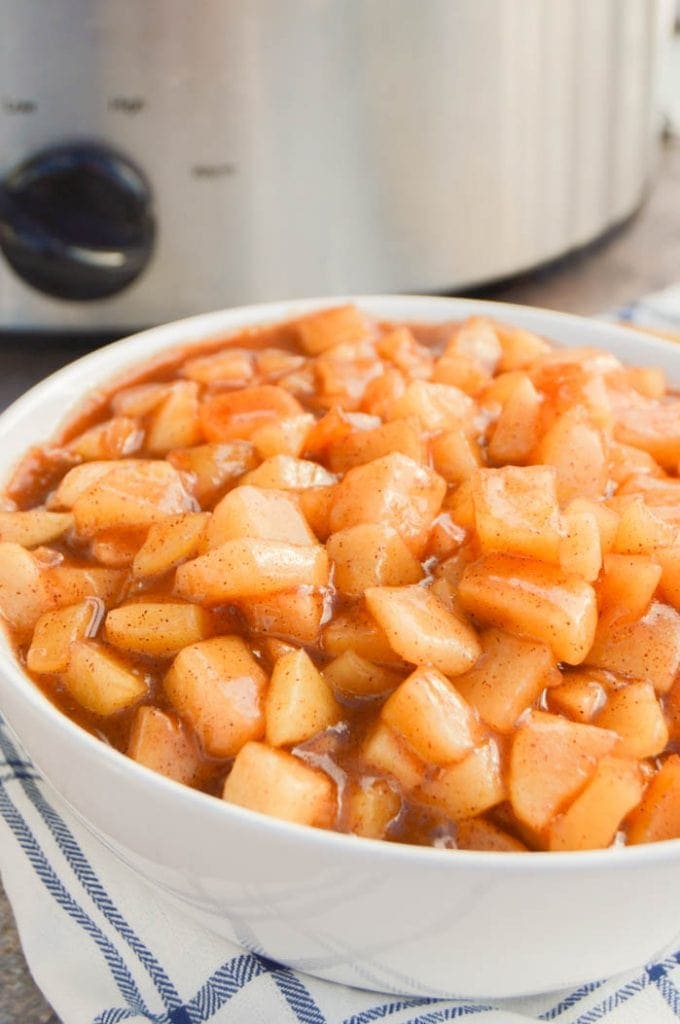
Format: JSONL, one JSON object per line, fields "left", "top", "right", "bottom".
{"left": 0, "top": 143, "right": 155, "bottom": 301}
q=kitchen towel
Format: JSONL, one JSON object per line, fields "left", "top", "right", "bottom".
{"left": 3, "top": 287, "right": 680, "bottom": 1024}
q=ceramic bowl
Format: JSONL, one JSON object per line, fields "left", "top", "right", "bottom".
{"left": 1, "top": 296, "right": 679, "bottom": 1000}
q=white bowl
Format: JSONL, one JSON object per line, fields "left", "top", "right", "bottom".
{"left": 1, "top": 296, "right": 680, "bottom": 1000}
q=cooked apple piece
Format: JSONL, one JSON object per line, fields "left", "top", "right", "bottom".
{"left": 455, "top": 817, "right": 528, "bottom": 853}
{"left": 327, "top": 523, "right": 423, "bottom": 598}
{"left": 613, "top": 497, "right": 675, "bottom": 555}
{"left": 383, "top": 666, "right": 482, "bottom": 765}
{"left": 377, "top": 325, "right": 433, "bottom": 379}
{"left": 323, "top": 650, "right": 403, "bottom": 699}
{"left": 548, "top": 757, "right": 643, "bottom": 851}
{"left": 345, "top": 778, "right": 402, "bottom": 839}
{"left": 110, "top": 381, "right": 174, "bottom": 417}
{"left": 298, "top": 485, "right": 336, "bottom": 541}
{"left": 223, "top": 742, "right": 336, "bottom": 827}
{"left": 458, "top": 554, "right": 597, "bottom": 665}
{"left": 548, "top": 673, "right": 607, "bottom": 723}
{"left": 50, "top": 459, "right": 140, "bottom": 509}
{"left": 303, "top": 407, "right": 365, "bottom": 455}
{"left": 445, "top": 478, "right": 476, "bottom": 530}
{"left": 568, "top": 497, "right": 619, "bottom": 555}
{"left": 360, "top": 367, "right": 407, "bottom": 419}
{"left": 365, "top": 585, "right": 481, "bottom": 677}
{"left": 626, "top": 365, "right": 666, "bottom": 399}
{"left": 262, "top": 637, "right": 298, "bottom": 663}
{"left": 175, "top": 539, "right": 329, "bottom": 602}
{"left": 0, "top": 510, "right": 73, "bottom": 548}
{"left": 627, "top": 755, "right": 680, "bottom": 844}
{"left": 586, "top": 602, "right": 680, "bottom": 693}
{"left": 241, "top": 588, "right": 326, "bottom": 645}
{"left": 90, "top": 529, "right": 146, "bottom": 568}
{"left": 104, "top": 601, "right": 213, "bottom": 658}
{"left": 251, "top": 414, "right": 315, "bottom": 459}
{"left": 596, "top": 681, "right": 668, "bottom": 759}
{"left": 68, "top": 416, "right": 144, "bottom": 461}
{"left": 44, "top": 565, "right": 125, "bottom": 608}
{"left": 426, "top": 513, "right": 467, "bottom": 562}
{"left": 433, "top": 318, "right": 501, "bottom": 394}
{"left": 146, "top": 381, "right": 202, "bottom": 454}
{"left": 360, "top": 723, "right": 426, "bottom": 791}
{"left": 63, "top": 641, "right": 147, "bottom": 715}
{"left": 330, "top": 453, "right": 446, "bottom": 557}
{"left": 164, "top": 636, "right": 268, "bottom": 757}
{"left": 256, "top": 347, "right": 306, "bottom": 380}
{"left": 182, "top": 347, "right": 254, "bottom": 385}
{"left": 0, "top": 542, "right": 53, "bottom": 636}
{"left": 72, "top": 460, "right": 195, "bottom": 536}
{"left": 538, "top": 407, "right": 608, "bottom": 504}
{"left": 495, "top": 322, "right": 550, "bottom": 371}
{"left": 597, "top": 554, "right": 661, "bottom": 619}
{"left": 242, "top": 455, "right": 336, "bottom": 490}
{"left": 322, "top": 605, "right": 403, "bottom": 666}
{"left": 167, "top": 441, "right": 257, "bottom": 507}
{"left": 509, "top": 710, "right": 617, "bottom": 832}
{"left": 206, "top": 486, "right": 316, "bottom": 549}
{"left": 293, "top": 304, "right": 373, "bottom": 355}
{"left": 454, "top": 629, "right": 554, "bottom": 732}
{"left": 614, "top": 400, "right": 680, "bottom": 469}
{"left": 27, "top": 599, "right": 102, "bottom": 674}
{"left": 127, "top": 706, "right": 204, "bottom": 786}
{"left": 265, "top": 648, "right": 341, "bottom": 747}
{"left": 431, "top": 426, "right": 481, "bottom": 485}
{"left": 472, "top": 465, "right": 562, "bottom": 563}
{"left": 386, "top": 380, "right": 474, "bottom": 434}
{"left": 559, "top": 508, "right": 601, "bottom": 582}
{"left": 414, "top": 741, "right": 506, "bottom": 819}
{"left": 327, "top": 417, "right": 426, "bottom": 473}
{"left": 314, "top": 342, "right": 383, "bottom": 412}
{"left": 656, "top": 546, "right": 680, "bottom": 612}
{"left": 132, "top": 513, "right": 209, "bottom": 577}
{"left": 199, "top": 385, "right": 304, "bottom": 442}
{"left": 487, "top": 375, "right": 542, "bottom": 466}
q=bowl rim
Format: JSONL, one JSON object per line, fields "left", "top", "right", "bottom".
{"left": 2, "top": 292, "right": 680, "bottom": 872}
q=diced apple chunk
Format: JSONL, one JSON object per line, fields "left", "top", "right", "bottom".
{"left": 487, "top": 375, "right": 542, "bottom": 466}
{"left": 495, "top": 323, "right": 550, "bottom": 371}
{"left": 0, "top": 542, "right": 53, "bottom": 636}
{"left": 345, "top": 778, "right": 402, "bottom": 839}
{"left": 509, "top": 711, "right": 617, "bottom": 832}
{"left": 559, "top": 508, "right": 601, "bottom": 583}
{"left": 90, "top": 529, "right": 145, "bottom": 568}
{"left": 164, "top": 636, "right": 268, "bottom": 757}
{"left": 613, "top": 497, "right": 675, "bottom": 555}
{"left": 458, "top": 554, "right": 597, "bottom": 665}
{"left": 327, "top": 523, "right": 423, "bottom": 598}
{"left": 627, "top": 755, "right": 680, "bottom": 844}
{"left": 182, "top": 347, "right": 254, "bottom": 385}
{"left": 167, "top": 441, "right": 257, "bottom": 507}
{"left": 223, "top": 742, "right": 336, "bottom": 827}
{"left": 293, "top": 304, "right": 373, "bottom": 355}
{"left": 298, "top": 485, "right": 336, "bottom": 541}
{"left": 548, "top": 757, "right": 643, "bottom": 851}
{"left": 50, "top": 460, "right": 139, "bottom": 509}
{"left": 538, "top": 408, "right": 608, "bottom": 504}
{"left": 104, "top": 602, "right": 213, "bottom": 658}
{"left": 327, "top": 417, "right": 426, "bottom": 473}
{"left": 128, "top": 706, "right": 204, "bottom": 786}
{"left": 199, "top": 385, "right": 304, "bottom": 442}
{"left": 322, "top": 605, "right": 403, "bottom": 666}
{"left": 455, "top": 818, "right": 528, "bottom": 852}
{"left": 472, "top": 466, "right": 561, "bottom": 562}
{"left": 44, "top": 565, "right": 125, "bottom": 608}
{"left": 548, "top": 673, "right": 607, "bottom": 723}
{"left": 27, "top": 599, "right": 102, "bottom": 673}
{"left": 68, "top": 416, "right": 143, "bottom": 461}
{"left": 175, "top": 539, "right": 329, "bottom": 601}
{"left": 586, "top": 603, "right": 680, "bottom": 693}
{"left": 596, "top": 681, "right": 668, "bottom": 759}
{"left": 242, "top": 455, "right": 335, "bottom": 490}
{"left": 206, "top": 486, "right": 316, "bottom": 549}
{"left": 656, "top": 546, "right": 680, "bottom": 612}
{"left": 431, "top": 426, "right": 481, "bottom": 484}
{"left": 63, "top": 641, "right": 147, "bottom": 715}
{"left": 132, "top": 513, "right": 209, "bottom": 577}
{"left": 265, "top": 648, "right": 341, "bottom": 747}
{"left": 251, "top": 414, "right": 315, "bottom": 459}
{"left": 241, "top": 588, "right": 326, "bottom": 645}
{"left": 597, "top": 554, "right": 661, "bottom": 619}
{"left": 72, "top": 461, "right": 195, "bottom": 536}
{"left": 0, "top": 510, "right": 73, "bottom": 548}
{"left": 323, "top": 650, "right": 403, "bottom": 699}
{"left": 382, "top": 667, "right": 482, "bottom": 765}
{"left": 329, "top": 453, "right": 446, "bottom": 556}
{"left": 360, "top": 723, "right": 426, "bottom": 791}
{"left": 414, "top": 741, "right": 506, "bottom": 819}
{"left": 146, "top": 382, "right": 202, "bottom": 454}
{"left": 454, "top": 629, "right": 554, "bottom": 732}
{"left": 614, "top": 401, "right": 680, "bottom": 469}
{"left": 365, "top": 585, "right": 481, "bottom": 676}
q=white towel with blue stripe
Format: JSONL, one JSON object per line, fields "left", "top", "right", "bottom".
{"left": 4, "top": 288, "right": 680, "bottom": 1024}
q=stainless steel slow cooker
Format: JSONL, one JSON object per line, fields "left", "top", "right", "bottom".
{"left": 0, "top": 0, "right": 662, "bottom": 331}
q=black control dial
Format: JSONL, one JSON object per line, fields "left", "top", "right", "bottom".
{"left": 0, "top": 142, "right": 155, "bottom": 301}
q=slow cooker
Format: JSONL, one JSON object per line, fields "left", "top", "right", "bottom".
{"left": 0, "top": 0, "right": 662, "bottom": 331}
